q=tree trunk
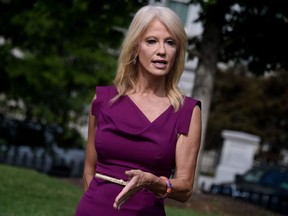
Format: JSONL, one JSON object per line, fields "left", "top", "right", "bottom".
{"left": 191, "top": 1, "right": 229, "bottom": 190}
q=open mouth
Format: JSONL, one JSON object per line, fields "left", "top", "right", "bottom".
{"left": 152, "top": 60, "right": 168, "bottom": 68}
{"left": 152, "top": 60, "right": 167, "bottom": 65}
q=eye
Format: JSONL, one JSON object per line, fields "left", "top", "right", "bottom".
{"left": 146, "top": 39, "right": 157, "bottom": 45}
{"left": 166, "top": 39, "right": 176, "bottom": 46}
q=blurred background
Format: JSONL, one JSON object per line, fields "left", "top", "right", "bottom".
{"left": 0, "top": 0, "right": 287, "bottom": 215}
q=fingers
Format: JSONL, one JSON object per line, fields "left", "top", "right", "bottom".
{"left": 113, "top": 181, "right": 135, "bottom": 210}
{"left": 113, "top": 170, "right": 150, "bottom": 210}
{"left": 113, "top": 197, "right": 125, "bottom": 210}
{"left": 125, "top": 169, "right": 137, "bottom": 178}
{"left": 113, "top": 170, "right": 142, "bottom": 210}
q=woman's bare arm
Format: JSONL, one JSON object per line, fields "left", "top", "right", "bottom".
{"left": 83, "top": 95, "right": 98, "bottom": 191}
{"left": 168, "top": 105, "right": 202, "bottom": 201}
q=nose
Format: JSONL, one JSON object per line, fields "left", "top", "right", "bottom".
{"left": 156, "top": 43, "right": 166, "bottom": 56}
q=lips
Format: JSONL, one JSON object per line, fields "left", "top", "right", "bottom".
{"left": 152, "top": 60, "right": 168, "bottom": 69}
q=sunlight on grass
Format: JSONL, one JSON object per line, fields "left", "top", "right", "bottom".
{"left": 0, "top": 164, "right": 82, "bottom": 216}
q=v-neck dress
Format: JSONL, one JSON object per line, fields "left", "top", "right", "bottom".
{"left": 75, "top": 86, "right": 200, "bottom": 216}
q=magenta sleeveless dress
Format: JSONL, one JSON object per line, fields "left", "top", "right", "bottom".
{"left": 75, "top": 86, "right": 200, "bottom": 216}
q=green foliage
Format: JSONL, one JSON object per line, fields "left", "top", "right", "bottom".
{"left": 56, "top": 126, "right": 85, "bottom": 148}
{"left": 189, "top": 0, "right": 288, "bottom": 74}
{"left": 205, "top": 67, "right": 288, "bottom": 157}
{"left": 0, "top": 0, "right": 147, "bottom": 127}
{"left": 188, "top": 0, "right": 288, "bottom": 162}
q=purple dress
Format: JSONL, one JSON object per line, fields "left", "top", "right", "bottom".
{"left": 75, "top": 86, "right": 200, "bottom": 216}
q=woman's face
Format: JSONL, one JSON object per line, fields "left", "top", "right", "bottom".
{"left": 137, "top": 20, "right": 177, "bottom": 78}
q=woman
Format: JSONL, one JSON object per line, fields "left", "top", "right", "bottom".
{"left": 75, "top": 5, "right": 201, "bottom": 216}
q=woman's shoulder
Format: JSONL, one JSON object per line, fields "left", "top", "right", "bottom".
{"left": 95, "top": 85, "right": 118, "bottom": 98}
{"left": 96, "top": 85, "right": 117, "bottom": 93}
{"left": 91, "top": 86, "right": 117, "bottom": 117}
{"left": 177, "top": 96, "right": 201, "bottom": 135}
{"left": 183, "top": 96, "right": 201, "bottom": 109}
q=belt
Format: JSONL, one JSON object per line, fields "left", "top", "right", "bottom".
{"left": 95, "top": 173, "right": 128, "bottom": 186}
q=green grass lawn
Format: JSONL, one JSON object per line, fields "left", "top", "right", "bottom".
{"left": 0, "top": 164, "right": 82, "bottom": 216}
{"left": 0, "top": 164, "right": 215, "bottom": 216}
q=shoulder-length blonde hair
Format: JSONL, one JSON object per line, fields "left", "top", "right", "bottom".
{"left": 113, "top": 5, "right": 187, "bottom": 111}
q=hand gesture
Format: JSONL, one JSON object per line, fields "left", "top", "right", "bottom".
{"left": 113, "top": 169, "right": 151, "bottom": 210}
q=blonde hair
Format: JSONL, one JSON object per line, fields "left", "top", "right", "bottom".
{"left": 113, "top": 5, "right": 187, "bottom": 111}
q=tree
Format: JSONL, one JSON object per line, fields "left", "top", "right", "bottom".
{"left": 206, "top": 67, "right": 288, "bottom": 163}
{"left": 190, "top": 0, "right": 288, "bottom": 140}
{"left": 188, "top": 0, "right": 288, "bottom": 186}
{"left": 0, "top": 0, "right": 147, "bottom": 146}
